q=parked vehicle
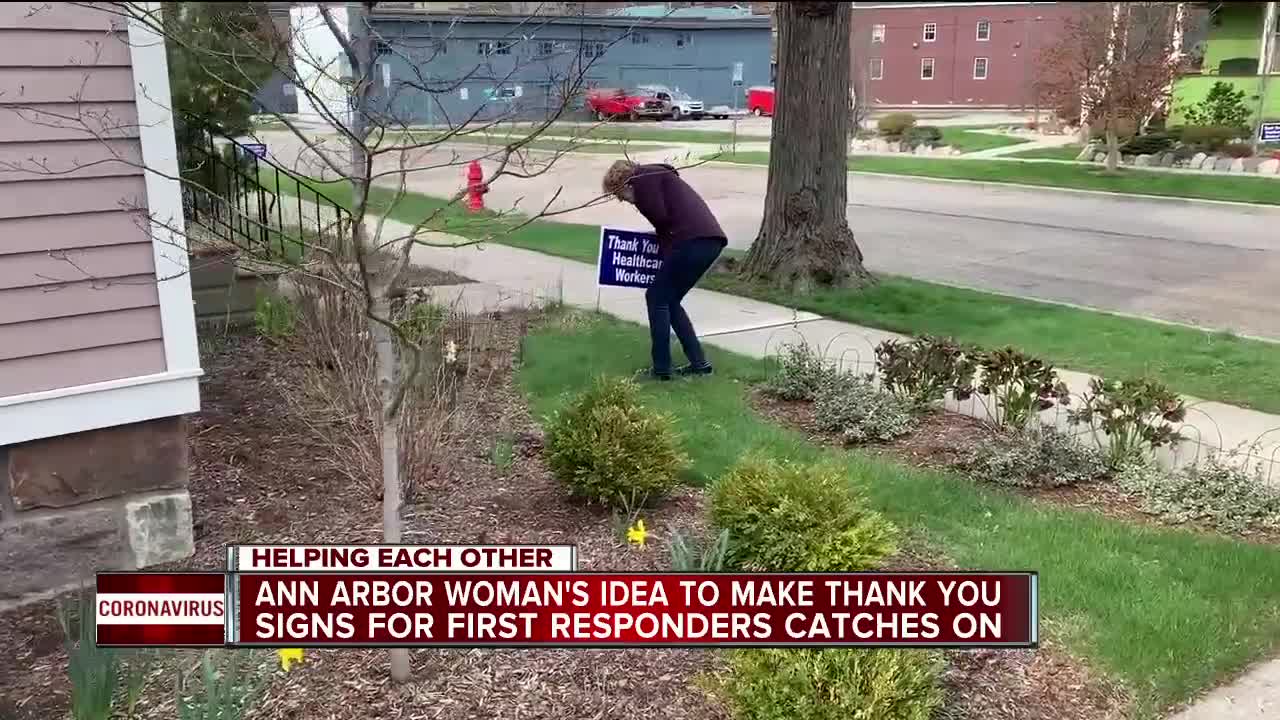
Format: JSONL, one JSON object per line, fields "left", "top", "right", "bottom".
{"left": 585, "top": 87, "right": 666, "bottom": 121}
{"left": 638, "top": 84, "right": 705, "bottom": 120}
{"left": 747, "top": 86, "right": 775, "bottom": 116}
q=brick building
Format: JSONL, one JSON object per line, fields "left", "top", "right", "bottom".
{"left": 850, "top": 1, "right": 1079, "bottom": 110}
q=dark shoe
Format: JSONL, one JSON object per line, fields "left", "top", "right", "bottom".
{"left": 635, "top": 367, "right": 672, "bottom": 382}
{"left": 676, "top": 363, "right": 713, "bottom": 376}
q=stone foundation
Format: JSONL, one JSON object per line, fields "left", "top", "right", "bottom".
{"left": 0, "top": 416, "right": 193, "bottom": 611}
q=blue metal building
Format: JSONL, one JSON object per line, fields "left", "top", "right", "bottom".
{"left": 364, "top": 8, "right": 772, "bottom": 124}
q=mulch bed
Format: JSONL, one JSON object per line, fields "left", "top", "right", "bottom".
{"left": 751, "top": 389, "right": 1280, "bottom": 546}
{"left": 0, "top": 311, "right": 724, "bottom": 720}
{"left": 2, "top": 312, "right": 1146, "bottom": 720}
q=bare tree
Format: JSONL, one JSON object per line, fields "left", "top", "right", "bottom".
{"left": 6, "top": 0, "right": 670, "bottom": 683}
{"left": 1039, "top": 2, "right": 1183, "bottom": 172}
{"left": 739, "top": 1, "right": 870, "bottom": 292}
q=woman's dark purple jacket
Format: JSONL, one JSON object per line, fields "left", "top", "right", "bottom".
{"left": 626, "top": 163, "right": 727, "bottom": 258}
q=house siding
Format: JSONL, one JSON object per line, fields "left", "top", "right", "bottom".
{"left": 364, "top": 14, "right": 772, "bottom": 123}
{"left": 0, "top": 3, "right": 166, "bottom": 398}
{"left": 852, "top": 2, "right": 1078, "bottom": 109}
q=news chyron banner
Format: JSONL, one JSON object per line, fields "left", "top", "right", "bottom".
{"left": 97, "top": 544, "right": 1038, "bottom": 649}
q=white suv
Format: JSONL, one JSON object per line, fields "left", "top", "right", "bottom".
{"left": 639, "top": 85, "right": 705, "bottom": 121}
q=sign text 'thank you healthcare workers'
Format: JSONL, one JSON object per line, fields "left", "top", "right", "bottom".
{"left": 598, "top": 227, "right": 663, "bottom": 289}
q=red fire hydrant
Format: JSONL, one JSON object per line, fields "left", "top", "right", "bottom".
{"left": 466, "top": 160, "right": 487, "bottom": 213}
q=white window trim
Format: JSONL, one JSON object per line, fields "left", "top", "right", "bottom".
{"left": 0, "top": 371, "right": 201, "bottom": 446}
{"left": 921, "top": 57, "right": 935, "bottom": 79}
{"left": 973, "top": 56, "right": 989, "bottom": 79}
{"left": 872, "top": 24, "right": 886, "bottom": 43}
{"left": 976, "top": 20, "right": 991, "bottom": 41}
{"left": 870, "top": 58, "right": 884, "bottom": 80}
{"left": 127, "top": 9, "right": 202, "bottom": 376}
{"left": 923, "top": 22, "right": 937, "bottom": 42}
{"left": 0, "top": 3, "right": 208, "bottom": 445}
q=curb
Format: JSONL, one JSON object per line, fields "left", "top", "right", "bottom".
{"left": 700, "top": 159, "right": 1280, "bottom": 211}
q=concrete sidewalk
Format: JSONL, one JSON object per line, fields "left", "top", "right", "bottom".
{"left": 394, "top": 218, "right": 1280, "bottom": 485}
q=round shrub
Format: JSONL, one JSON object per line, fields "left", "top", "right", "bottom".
{"left": 1119, "top": 132, "right": 1175, "bottom": 156}
{"left": 902, "top": 125, "right": 943, "bottom": 148}
{"left": 877, "top": 112, "right": 917, "bottom": 138}
{"left": 813, "top": 373, "right": 916, "bottom": 444}
{"left": 545, "top": 376, "right": 687, "bottom": 507}
{"left": 957, "top": 426, "right": 1105, "bottom": 488}
{"left": 721, "top": 648, "right": 943, "bottom": 720}
{"left": 710, "top": 454, "right": 896, "bottom": 572}
{"left": 766, "top": 342, "right": 835, "bottom": 402}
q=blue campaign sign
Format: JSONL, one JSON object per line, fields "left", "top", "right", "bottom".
{"left": 1260, "top": 122, "right": 1280, "bottom": 143}
{"left": 598, "top": 227, "right": 663, "bottom": 288}
{"left": 240, "top": 143, "right": 268, "bottom": 158}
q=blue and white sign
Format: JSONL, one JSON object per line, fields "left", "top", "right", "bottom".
{"left": 1260, "top": 122, "right": 1280, "bottom": 143}
{"left": 240, "top": 142, "right": 268, "bottom": 158}
{"left": 598, "top": 226, "right": 663, "bottom": 288}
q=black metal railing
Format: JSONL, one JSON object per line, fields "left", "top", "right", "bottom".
{"left": 178, "top": 120, "right": 353, "bottom": 263}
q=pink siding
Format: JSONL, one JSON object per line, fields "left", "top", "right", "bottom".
{"left": 0, "top": 276, "right": 159, "bottom": 325}
{"left": 0, "top": 3, "right": 168, "bottom": 399}
{"left": 0, "top": 307, "right": 162, "bottom": 362}
{"left": 0, "top": 244, "right": 155, "bottom": 290}
{"left": 0, "top": 340, "right": 167, "bottom": 397}
{"left": 0, "top": 138, "right": 143, "bottom": 182}
{"left": 0, "top": 103, "right": 140, "bottom": 142}
{"left": 852, "top": 2, "right": 1078, "bottom": 109}
{"left": 1, "top": 211, "right": 152, "bottom": 253}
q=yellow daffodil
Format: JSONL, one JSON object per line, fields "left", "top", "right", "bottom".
{"left": 626, "top": 518, "right": 648, "bottom": 547}
{"left": 278, "top": 648, "right": 304, "bottom": 672}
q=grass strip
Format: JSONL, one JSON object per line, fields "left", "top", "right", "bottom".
{"left": 711, "top": 152, "right": 1280, "bottom": 206}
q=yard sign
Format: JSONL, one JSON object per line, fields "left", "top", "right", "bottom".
{"left": 1260, "top": 122, "right": 1280, "bottom": 143}
{"left": 598, "top": 226, "right": 663, "bottom": 288}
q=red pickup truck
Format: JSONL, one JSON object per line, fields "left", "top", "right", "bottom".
{"left": 586, "top": 88, "right": 667, "bottom": 122}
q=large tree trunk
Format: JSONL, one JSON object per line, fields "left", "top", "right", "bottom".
{"left": 740, "top": 1, "right": 871, "bottom": 292}
{"left": 1104, "top": 121, "right": 1120, "bottom": 173}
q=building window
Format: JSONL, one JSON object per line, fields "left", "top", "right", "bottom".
{"left": 374, "top": 39, "right": 393, "bottom": 57}
{"left": 675, "top": 31, "right": 693, "bottom": 48}
{"left": 478, "top": 40, "right": 512, "bottom": 56}
{"left": 922, "top": 22, "right": 937, "bottom": 42}
{"left": 495, "top": 41, "right": 513, "bottom": 55}
{"left": 631, "top": 32, "right": 649, "bottom": 45}
{"left": 920, "top": 57, "right": 935, "bottom": 80}
{"left": 870, "top": 57, "right": 883, "bottom": 80}
{"left": 537, "top": 40, "right": 556, "bottom": 56}
{"left": 976, "top": 20, "right": 991, "bottom": 41}
{"left": 872, "top": 24, "right": 885, "bottom": 43}
{"left": 583, "top": 41, "right": 604, "bottom": 58}
{"left": 477, "top": 40, "right": 494, "bottom": 56}
{"left": 435, "top": 39, "right": 448, "bottom": 55}
{"left": 973, "top": 57, "right": 989, "bottom": 79}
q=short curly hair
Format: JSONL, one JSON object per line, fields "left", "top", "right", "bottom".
{"left": 602, "top": 159, "right": 637, "bottom": 196}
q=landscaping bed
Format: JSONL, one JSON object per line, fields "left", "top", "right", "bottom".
{"left": 518, "top": 314, "right": 1280, "bottom": 717}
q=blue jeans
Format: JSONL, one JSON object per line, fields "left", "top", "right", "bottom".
{"left": 646, "top": 237, "right": 725, "bottom": 375}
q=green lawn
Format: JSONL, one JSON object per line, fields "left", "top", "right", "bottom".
{"left": 519, "top": 314, "right": 1280, "bottom": 716}
{"left": 713, "top": 152, "right": 1280, "bottom": 205}
{"left": 938, "top": 127, "right": 1030, "bottom": 153}
{"left": 267, "top": 173, "right": 1280, "bottom": 413}
{"left": 1005, "top": 144, "right": 1088, "bottom": 161}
